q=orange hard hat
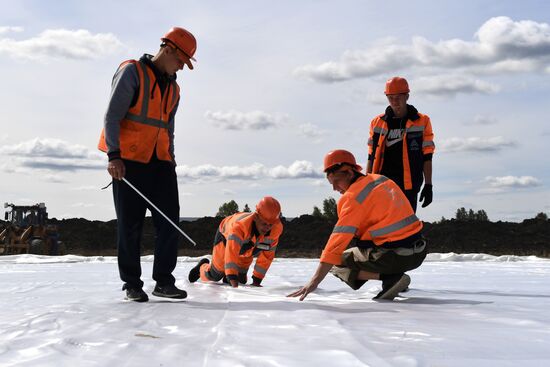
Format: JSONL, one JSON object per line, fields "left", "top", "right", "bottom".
{"left": 384, "top": 76, "right": 410, "bottom": 95}
{"left": 255, "top": 196, "right": 281, "bottom": 224}
{"left": 323, "top": 149, "right": 362, "bottom": 173}
{"left": 161, "top": 27, "right": 197, "bottom": 66}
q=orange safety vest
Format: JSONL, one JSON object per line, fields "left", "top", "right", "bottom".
{"left": 98, "top": 60, "right": 180, "bottom": 163}
{"left": 210, "top": 212, "right": 283, "bottom": 280}
{"left": 368, "top": 111, "right": 435, "bottom": 191}
{"left": 320, "top": 174, "right": 423, "bottom": 265}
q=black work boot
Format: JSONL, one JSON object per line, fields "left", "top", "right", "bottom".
{"left": 188, "top": 258, "right": 210, "bottom": 283}
{"left": 123, "top": 285, "right": 149, "bottom": 302}
{"left": 152, "top": 284, "right": 187, "bottom": 299}
{"left": 373, "top": 273, "right": 411, "bottom": 301}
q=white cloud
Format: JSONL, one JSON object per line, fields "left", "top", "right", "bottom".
{"left": 311, "top": 179, "right": 326, "bottom": 187}
{"left": 269, "top": 160, "right": 322, "bottom": 179}
{"left": 176, "top": 160, "right": 323, "bottom": 182}
{"left": 222, "top": 189, "right": 236, "bottom": 195}
{"left": 205, "top": 110, "right": 283, "bottom": 130}
{"left": 477, "top": 175, "right": 542, "bottom": 194}
{"left": 294, "top": 16, "right": 550, "bottom": 83}
{"left": 298, "top": 123, "right": 326, "bottom": 141}
{"left": 1, "top": 137, "right": 102, "bottom": 159}
{"left": 438, "top": 136, "right": 515, "bottom": 153}
{"left": 205, "top": 110, "right": 326, "bottom": 142}
{"left": 0, "top": 26, "right": 23, "bottom": 35}
{"left": 0, "top": 28, "right": 124, "bottom": 61}
{"left": 366, "top": 92, "right": 388, "bottom": 105}
{"left": 485, "top": 175, "right": 542, "bottom": 188}
{"left": 470, "top": 115, "right": 498, "bottom": 125}
{"left": 0, "top": 138, "right": 105, "bottom": 172}
{"left": 43, "top": 174, "right": 68, "bottom": 183}
{"left": 414, "top": 75, "right": 499, "bottom": 97}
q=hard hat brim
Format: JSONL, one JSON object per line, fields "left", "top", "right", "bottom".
{"left": 256, "top": 212, "right": 280, "bottom": 225}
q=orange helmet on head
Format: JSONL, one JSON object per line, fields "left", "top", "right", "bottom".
{"left": 384, "top": 76, "right": 410, "bottom": 95}
{"left": 323, "top": 149, "right": 362, "bottom": 173}
{"left": 161, "top": 26, "right": 197, "bottom": 67}
{"left": 255, "top": 196, "right": 281, "bottom": 224}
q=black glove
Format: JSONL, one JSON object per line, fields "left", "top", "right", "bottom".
{"left": 238, "top": 273, "right": 248, "bottom": 284}
{"left": 251, "top": 276, "right": 263, "bottom": 287}
{"left": 419, "top": 184, "right": 433, "bottom": 208}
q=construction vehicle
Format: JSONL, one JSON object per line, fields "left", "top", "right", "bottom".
{"left": 0, "top": 203, "right": 63, "bottom": 255}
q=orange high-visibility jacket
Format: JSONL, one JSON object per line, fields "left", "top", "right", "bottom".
{"left": 98, "top": 60, "right": 180, "bottom": 163}
{"left": 368, "top": 109, "right": 435, "bottom": 191}
{"left": 214, "top": 212, "right": 283, "bottom": 280}
{"left": 320, "top": 174, "right": 423, "bottom": 265}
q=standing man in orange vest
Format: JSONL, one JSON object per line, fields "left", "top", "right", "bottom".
{"left": 367, "top": 77, "right": 435, "bottom": 212}
{"left": 188, "top": 197, "right": 283, "bottom": 288}
{"left": 288, "top": 150, "right": 427, "bottom": 301}
{"left": 98, "top": 27, "right": 197, "bottom": 302}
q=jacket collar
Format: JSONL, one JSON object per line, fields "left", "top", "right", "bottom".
{"left": 139, "top": 54, "right": 177, "bottom": 82}
{"left": 381, "top": 104, "right": 419, "bottom": 122}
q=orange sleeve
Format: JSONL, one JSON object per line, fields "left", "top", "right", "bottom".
{"left": 422, "top": 116, "right": 435, "bottom": 155}
{"left": 253, "top": 247, "right": 275, "bottom": 280}
{"left": 252, "top": 224, "right": 282, "bottom": 279}
{"left": 320, "top": 195, "right": 361, "bottom": 266}
{"left": 224, "top": 225, "right": 247, "bottom": 279}
{"left": 367, "top": 117, "right": 376, "bottom": 157}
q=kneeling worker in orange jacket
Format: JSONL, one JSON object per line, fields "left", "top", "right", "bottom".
{"left": 288, "top": 150, "right": 427, "bottom": 301}
{"left": 188, "top": 197, "right": 283, "bottom": 287}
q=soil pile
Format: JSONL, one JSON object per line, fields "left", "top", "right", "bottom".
{"left": 40, "top": 215, "right": 550, "bottom": 258}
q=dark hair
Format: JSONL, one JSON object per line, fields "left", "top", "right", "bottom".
{"left": 325, "top": 163, "right": 344, "bottom": 175}
{"left": 325, "top": 163, "right": 364, "bottom": 182}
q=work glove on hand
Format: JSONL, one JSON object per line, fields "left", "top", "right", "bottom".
{"left": 419, "top": 184, "right": 433, "bottom": 208}
{"left": 251, "top": 276, "right": 263, "bottom": 287}
{"left": 238, "top": 273, "right": 248, "bottom": 285}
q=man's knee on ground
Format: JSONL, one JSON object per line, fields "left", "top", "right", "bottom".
{"left": 200, "top": 263, "right": 224, "bottom": 282}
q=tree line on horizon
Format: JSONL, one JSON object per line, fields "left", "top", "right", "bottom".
{"left": 214, "top": 198, "right": 549, "bottom": 224}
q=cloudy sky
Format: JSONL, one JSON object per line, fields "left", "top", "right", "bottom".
{"left": 1, "top": 0, "right": 549, "bottom": 222}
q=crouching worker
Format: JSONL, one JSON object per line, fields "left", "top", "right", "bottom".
{"left": 188, "top": 197, "right": 283, "bottom": 287}
{"left": 288, "top": 150, "right": 427, "bottom": 301}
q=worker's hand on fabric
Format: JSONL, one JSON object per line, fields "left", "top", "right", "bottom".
{"left": 287, "top": 280, "right": 319, "bottom": 301}
{"left": 251, "top": 276, "right": 263, "bottom": 287}
{"left": 107, "top": 159, "right": 126, "bottom": 180}
{"left": 419, "top": 184, "right": 433, "bottom": 208}
{"left": 229, "top": 279, "right": 238, "bottom": 288}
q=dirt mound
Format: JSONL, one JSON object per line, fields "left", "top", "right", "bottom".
{"left": 43, "top": 216, "right": 550, "bottom": 258}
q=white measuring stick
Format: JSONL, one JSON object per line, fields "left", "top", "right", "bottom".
{"left": 122, "top": 177, "right": 196, "bottom": 246}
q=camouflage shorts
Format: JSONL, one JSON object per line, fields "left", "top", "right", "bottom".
{"left": 330, "top": 239, "right": 427, "bottom": 290}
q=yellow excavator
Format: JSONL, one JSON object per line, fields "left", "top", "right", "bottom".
{"left": 0, "top": 203, "right": 63, "bottom": 255}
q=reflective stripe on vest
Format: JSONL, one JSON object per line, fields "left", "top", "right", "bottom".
{"left": 370, "top": 214, "right": 419, "bottom": 238}
{"left": 124, "top": 62, "right": 170, "bottom": 129}
{"left": 356, "top": 176, "right": 389, "bottom": 204}
{"left": 406, "top": 125, "right": 424, "bottom": 133}
{"left": 332, "top": 225, "right": 357, "bottom": 234}
{"left": 228, "top": 234, "right": 245, "bottom": 246}
{"left": 373, "top": 126, "right": 388, "bottom": 135}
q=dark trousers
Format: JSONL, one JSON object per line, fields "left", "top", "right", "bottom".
{"left": 381, "top": 174, "right": 419, "bottom": 213}
{"left": 112, "top": 156, "right": 180, "bottom": 289}
{"left": 404, "top": 190, "right": 418, "bottom": 213}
